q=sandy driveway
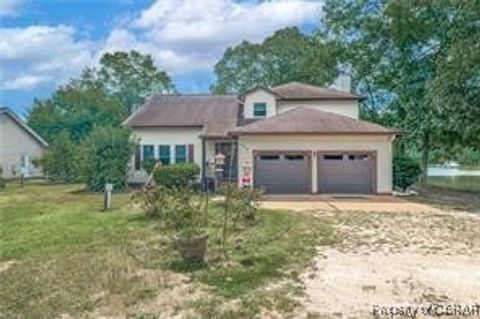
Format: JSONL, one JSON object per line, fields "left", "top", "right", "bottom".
{"left": 298, "top": 208, "right": 480, "bottom": 318}
{"left": 261, "top": 196, "right": 443, "bottom": 213}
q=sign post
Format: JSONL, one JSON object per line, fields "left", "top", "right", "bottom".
{"left": 104, "top": 183, "right": 113, "bottom": 211}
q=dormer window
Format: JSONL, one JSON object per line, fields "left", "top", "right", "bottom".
{"left": 253, "top": 103, "right": 267, "bottom": 118}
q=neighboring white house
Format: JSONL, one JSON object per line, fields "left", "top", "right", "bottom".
{"left": 0, "top": 108, "right": 48, "bottom": 179}
{"left": 124, "top": 82, "right": 396, "bottom": 195}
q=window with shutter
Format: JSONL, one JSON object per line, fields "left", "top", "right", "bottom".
{"left": 159, "top": 145, "right": 170, "bottom": 165}
{"left": 188, "top": 144, "right": 194, "bottom": 163}
{"left": 175, "top": 145, "right": 187, "bottom": 163}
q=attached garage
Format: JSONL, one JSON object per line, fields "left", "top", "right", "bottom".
{"left": 254, "top": 151, "right": 311, "bottom": 194}
{"left": 317, "top": 152, "right": 375, "bottom": 194}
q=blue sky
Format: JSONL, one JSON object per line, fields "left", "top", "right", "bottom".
{"left": 0, "top": 0, "right": 322, "bottom": 117}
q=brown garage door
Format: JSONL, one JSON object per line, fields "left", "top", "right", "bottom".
{"left": 254, "top": 152, "right": 311, "bottom": 194}
{"left": 318, "top": 152, "right": 374, "bottom": 194}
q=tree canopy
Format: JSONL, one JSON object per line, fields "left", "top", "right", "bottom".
{"left": 322, "top": 0, "right": 480, "bottom": 173}
{"left": 212, "top": 27, "right": 339, "bottom": 93}
{"left": 27, "top": 50, "right": 172, "bottom": 184}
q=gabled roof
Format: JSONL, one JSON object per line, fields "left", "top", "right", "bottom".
{"left": 230, "top": 107, "right": 395, "bottom": 135}
{"left": 271, "top": 82, "right": 363, "bottom": 100}
{"left": 0, "top": 107, "right": 49, "bottom": 147}
{"left": 123, "top": 95, "right": 240, "bottom": 137}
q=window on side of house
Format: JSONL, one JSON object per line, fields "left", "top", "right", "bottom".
{"left": 142, "top": 145, "right": 154, "bottom": 161}
{"left": 158, "top": 145, "right": 170, "bottom": 165}
{"left": 253, "top": 102, "right": 267, "bottom": 118}
{"left": 175, "top": 145, "right": 187, "bottom": 163}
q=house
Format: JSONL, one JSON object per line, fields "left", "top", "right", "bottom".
{"left": 0, "top": 108, "right": 48, "bottom": 179}
{"left": 124, "top": 82, "right": 396, "bottom": 194}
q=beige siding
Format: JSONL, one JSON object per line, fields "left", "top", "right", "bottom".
{"left": 128, "top": 127, "right": 204, "bottom": 183}
{"left": 277, "top": 100, "right": 359, "bottom": 119}
{"left": 243, "top": 89, "right": 277, "bottom": 119}
{"left": 0, "top": 113, "right": 45, "bottom": 178}
{"left": 237, "top": 134, "right": 393, "bottom": 194}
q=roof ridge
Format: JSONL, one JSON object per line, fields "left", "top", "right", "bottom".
{"left": 0, "top": 107, "right": 49, "bottom": 146}
{"left": 151, "top": 93, "right": 238, "bottom": 97}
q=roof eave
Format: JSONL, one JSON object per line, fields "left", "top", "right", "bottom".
{"left": 229, "top": 131, "right": 396, "bottom": 136}
{"left": 1, "top": 108, "right": 49, "bottom": 147}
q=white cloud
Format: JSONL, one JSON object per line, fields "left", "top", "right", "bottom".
{"left": 0, "top": 25, "right": 96, "bottom": 90}
{"left": 0, "top": 0, "right": 322, "bottom": 91}
{"left": 0, "top": 0, "right": 22, "bottom": 16}
{"left": 103, "top": 0, "right": 323, "bottom": 74}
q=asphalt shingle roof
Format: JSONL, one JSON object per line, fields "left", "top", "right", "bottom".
{"left": 230, "top": 107, "right": 395, "bottom": 135}
{"left": 123, "top": 95, "right": 240, "bottom": 137}
{"left": 271, "top": 82, "right": 362, "bottom": 100}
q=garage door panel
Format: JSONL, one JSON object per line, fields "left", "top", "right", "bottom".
{"left": 318, "top": 153, "right": 374, "bottom": 194}
{"left": 254, "top": 152, "right": 310, "bottom": 194}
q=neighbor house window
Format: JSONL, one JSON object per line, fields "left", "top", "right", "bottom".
{"left": 175, "top": 145, "right": 187, "bottom": 163}
{"left": 142, "top": 145, "right": 154, "bottom": 161}
{"left": 253, "top": 103, "right": 267, "bottom": 117}
{"left": 159, "top": 145, "right": 170, "bottom": 165}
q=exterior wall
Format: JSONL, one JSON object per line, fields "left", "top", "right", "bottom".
{"left": 128, "top": 127, "right": 204, "bottom": 183}
{"left": 243, "top": 89, "right": 277, "bottom": 119}
{"left": 277, "top": 100, "right": 359, "bottom": 119}
{"left": 237, "top": 134, "right": 393, "bottom": 194}
{"left": 0, "top": 113, "right": 45, "bottom": 178}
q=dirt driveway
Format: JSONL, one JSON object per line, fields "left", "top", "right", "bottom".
{"left": 264, "top": 195, "right": 480, "bottom": 318}
{"left": 261, "top": 195, "right": 442, "bottom": 213}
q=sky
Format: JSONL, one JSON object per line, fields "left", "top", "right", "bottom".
{"left": 0, "top": 0, "right": 323, "bottom": 117}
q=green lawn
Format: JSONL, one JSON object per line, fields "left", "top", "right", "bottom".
{"left": 426, "top": 175, "right": 480, "bottom": 193}
{"left": 0, "top": 182, "right": 334, "bottom": 318}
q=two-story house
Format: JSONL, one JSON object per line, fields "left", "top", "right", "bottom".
{"left": 124, "top": 82, "right": 395, "bottom": 195}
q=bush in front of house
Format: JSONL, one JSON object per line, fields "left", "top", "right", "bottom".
{"left": 153, "top": 163, "right": 200, "bottom": 189}
{"left": 80, "top": 126, "right": 135, "bottom": 192}
{"left": 142, "top": 157, "right": 159, "bottom": 174}
{"left": 393, "top": 155, "right": 422, "bottom": 191}
{"left": 40, "top": 131, "right": 79, "bottom": 182}
{"left": 0, "top": 166, "right": 6, "bottom": 189}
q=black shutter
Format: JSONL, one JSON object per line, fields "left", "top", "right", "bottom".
{"left": 188, "top": 144, "right": 194, "bottom": 163}
{"left": 134, "top": 145, "right": 141, "bottom": 170}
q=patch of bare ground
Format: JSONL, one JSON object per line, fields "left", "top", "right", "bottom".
{"left": 300, "top": 211, "right": 480, "bottom": 318}
{"left": 411, "top": 185, "right": 480, "bottom": 214}
{"left": 0, "top": 261, "right": 15, "bottom": 273}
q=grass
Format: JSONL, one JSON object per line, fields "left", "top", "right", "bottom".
{"left": 426, "top": 175, "right": 480, "bottom": 192}
{"left": 0, "top": 181, "right": 334, "bottom": 318}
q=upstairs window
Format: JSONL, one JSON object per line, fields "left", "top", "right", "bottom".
{"left": 159, "top": 145, "right": 170, "bottom": 165}
{"left": 253, "top": 103, "right": 267, "bottom": 118}
{"left": 175, "top": 145, "right": 187, "bottom": 163}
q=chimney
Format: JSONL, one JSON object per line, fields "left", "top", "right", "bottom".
{"left": 332, "top": 75, "right": 351, "bottom": 92}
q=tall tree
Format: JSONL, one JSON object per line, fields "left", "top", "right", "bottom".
{"left": 212, "top": 27, "right": 338, "bottom": 93}
{"left": 28, "top": 86, "right": 125, "bottom": 143}
{"left": 97, "top": 51, "right": 175, "bottom": 114}
{"left": 323, "top": 0, "right": 480, "bottom": 178}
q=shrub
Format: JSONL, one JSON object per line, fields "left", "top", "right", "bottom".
{"left": 132, "top": 184, "right": 171, "bottom": 218}
{"left": 80, "top": 126, "right": 135, "bottom": 192}
{"left": 220, "top": 184, "right": 263, "bottom": 227}
{"left": 39, "top": 131, "right": 79, "bottom": 182}
{"left": 165, "top": 186, "right": 207, "bottom": 236}
{"left": 0, "top": 166, "right": 6, "bottom": 190}
{"left": 393, "top": 155, "right": 422, "bottom": 191}
{"left": 153, "top": 163, "right": 200, "bottom": 189}
{"left": 142, "top": 157, "right": 159, "bottom": 174}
